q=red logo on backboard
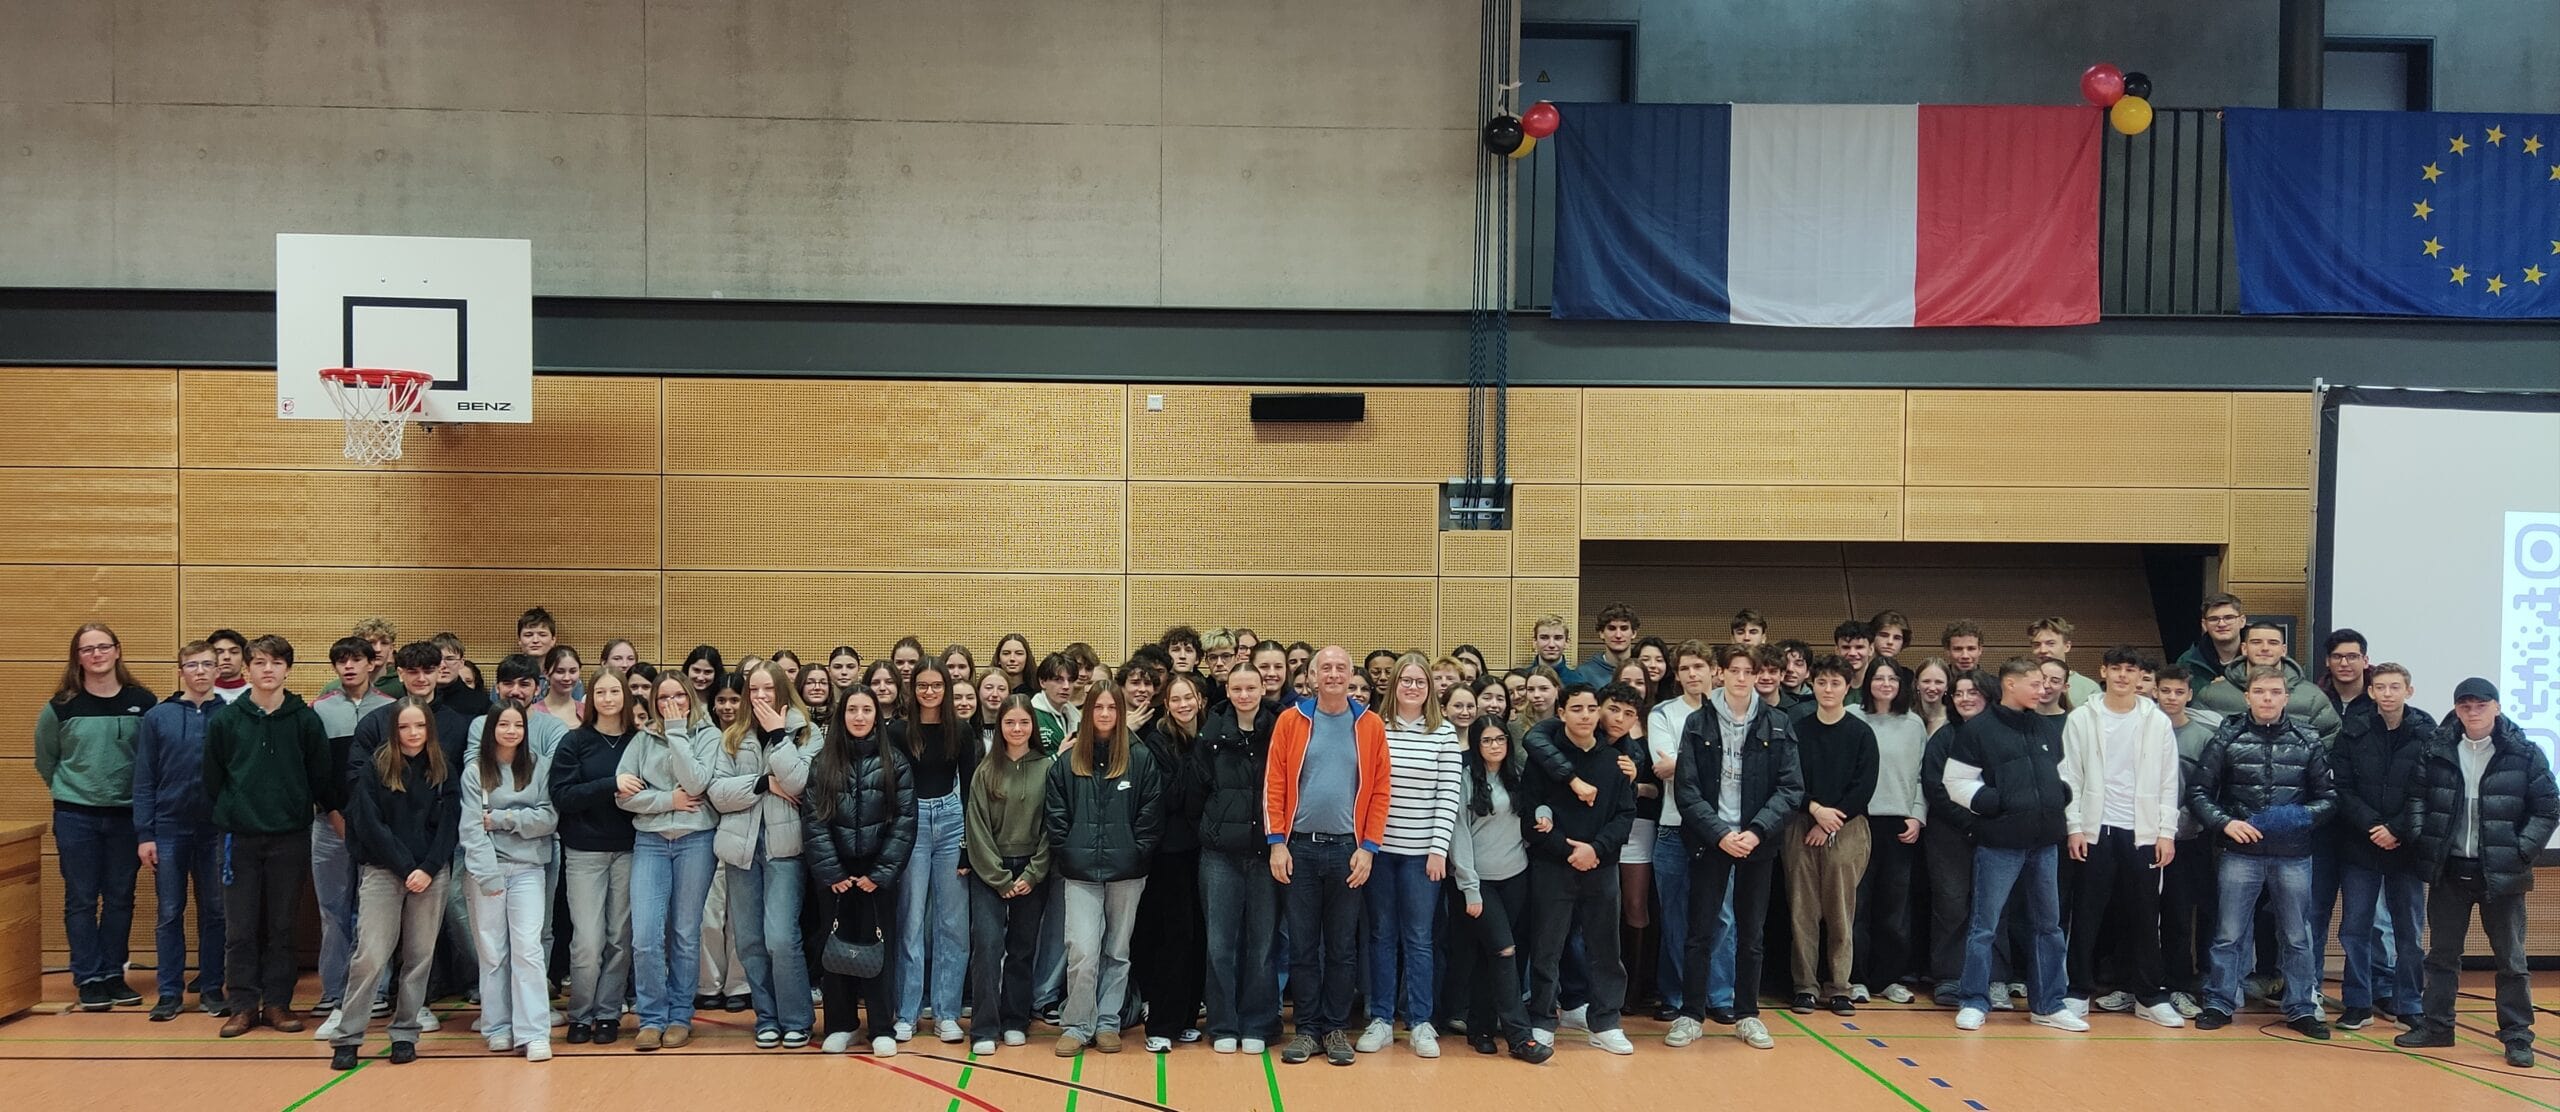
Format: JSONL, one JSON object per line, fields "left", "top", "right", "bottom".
{"left": 280, "top": 398, "right": 296, "bottom": 416}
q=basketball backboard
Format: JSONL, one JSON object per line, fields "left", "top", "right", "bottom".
{"left": 275, "top": 233, "right": 533, "bottom": 423}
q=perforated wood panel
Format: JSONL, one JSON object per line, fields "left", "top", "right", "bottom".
{"left": 179, "top": 470, "right": 663, "bottom": 569}
{"left": 1438, "top": 532, "right": 1512, "bottom": 578}
{"left": 179, "top": 371, "right": 663, "bottom": 474}
{"left": 0, "top": 368, "right": 176, "bottom": 469}
{"left": 1906, "top": 390, "right": 2232, "bottom": 488}
{"left": 2229, "top": 581, "right": 2309, "bottom": 628}
{"left": 1586, "top": 388, "right": 1906, "bottom": 486}
{"left": 1127, "top": 482, "right": 1435, "bottom": 575}
{"left": 665, "top": 379, "right": 1123, "bottom": 479}
{"left": 1511, "top": 485, "right": 1580, "bottom": 577}
{"left": 0, "top": 566, "right": 178, "bottom": 662}
{"left": 0, "top": 469, "right": 176, "bottom": 564}
{"left": 1904, "top": 488, "right": 2231, "bottom": 544}
{"left": 667, "top": 476, "right": 1124, "bottom": 573}
{"left": 0, "top": 662, "right": 174, "bottom": 760}
{"left": 664, "top": 571, "right": 1125, "bottom": 664}
{"left": 2231, "top": 392, "right": 2314, "bottom": 489}
{"left": 181, "top": 567, "right": 664, "bottom": 667}
{"left": 1128, "top": 386, "right": 1578, "bottom": 484}
{"left": 1511, "top": 578, "right": 1580, "bottom": 666}
{"left": 2227, "top": 489, "right": 2312, "bottom": 582}
{"left": 1582, "top": 485, "right": 1904, "bottom": 541}
{"left": 1437, "top": 578, "right": 1512, "bottom": 666}
{"left": 1129, "top": 575, "right": 1434, "bottom": 656}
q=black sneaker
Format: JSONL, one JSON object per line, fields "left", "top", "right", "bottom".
{"left": 2288, "top": 1015, "right": 2331, "bottom": 1040}
{"left": 1037, "top": 1005, "right": 1062, "bottom": 1027}
{"left": 149, "top": 996, "right": 183, "bottom": 1022}
{"left": 1789, "top": 993, "right": 1817, "bottom": 1014}
{"left": 565, "top": 1022, "right": 593, "bottom": 1045}
{"left": 593, "top": 1020, "right": 619, "bottom": 1045}
{"left": 2393, "top": 1028, "right": 2454, "bottom": 1048}
{"left": 1322, "top": 1029, "right": 1355, "bottom": 1065}
{"left": 388, "top": 1042, "right": 417, "bottom": 1065}
{"left": 723, "top": 994, "right": 750, "bottom": 1013}
{"left": 1707, "top": 1006, "right": 1738, "bottom": 1026}
{"left": 310, "top": 996, "right": 340, "bottom": 1017}
{"left": 329, "top": 1045, "right": 358, "bottom": 1071}
{"left": 1470, "top": 1033, "right": 1500, "bottom": 1055}
{"left": 2507, "top": 1043, "right": 2537, "bottom": 1069}
{"left": 1827, "top": 995, "right": 1856, "bottom": 1016}
{"left": 694, "top": 994, "right": 721, "bottom": 1013}
{"left": 202, "top": 996, "right": 230, "bottom": 1017}
{"left": 108, "top": 983, "right": 144, "bottom": 1008}
{"left": 1650, "top": 1003, "right": 1680, "bottom": 1022}
{"left": 2195, "top": 1008, "right": 2231, "bottom": 1031}
{"left": 1279, "top": 1031, "right": 1318, "bottom": 1064}
{"left": 77, "top": 982, "right": 113, "bottom": 1011}
{"left": 1509, "top": 1036, "right": 1555, "bottom": 1064}
{"left": 2336, "top": 1006, "right": 2374, "bottom": 1030}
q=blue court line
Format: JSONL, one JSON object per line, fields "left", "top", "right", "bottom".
{"left": 1896, "top": 1057, "right": 1918, "bottom": 1067}
{"left": 1965, "top": 1101, "right": 1989, "bottom": 1110}
{"left": 1868, "top": 1038, "right": 1889, "bottom": 1048}
{"left": 1928, "top": 1076, "right": 1952, "bottom": 1088}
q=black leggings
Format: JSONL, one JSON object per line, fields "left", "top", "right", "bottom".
{"left": 1448, "top": 869, "right": 1534, "bottom": 1043}
{"left": 821, "top": 882, "right": 900, "bottom": 1039}
{"left": 1130, "top": 849, "right": 1204, "bottom": 1037}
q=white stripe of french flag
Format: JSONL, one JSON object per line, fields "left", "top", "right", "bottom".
{"left": 1726, "top": 104, "right": 1921, "bottom": 327}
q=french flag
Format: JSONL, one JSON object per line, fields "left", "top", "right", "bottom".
{"left": 1552, "top": 103, "right": 2103, "bottom": 327}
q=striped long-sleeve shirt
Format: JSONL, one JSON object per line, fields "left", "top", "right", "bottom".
{"left": 1379, "top": 716, "right": 1462, "bottom": 857}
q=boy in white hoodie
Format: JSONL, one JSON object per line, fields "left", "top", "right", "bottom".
{"left": 2058, "top": 646, "right": 2184, "bottom": 1028}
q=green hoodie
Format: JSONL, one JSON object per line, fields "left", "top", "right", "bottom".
{"left": 203, "top": 690, "right": 335, "bottom": 835}
{"left": 33, "top": 684, "right": 156, "bottom": 808}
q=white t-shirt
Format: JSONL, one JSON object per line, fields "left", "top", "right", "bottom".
{"left": 2098, "top": 701, "right": 2141, "bottom": 830}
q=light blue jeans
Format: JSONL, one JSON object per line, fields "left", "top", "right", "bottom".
{"left": 630, "top": 828, "right": 717, "bottom": 1031}
{"left": 1062, "top": 876, "right": 1147, "bottom": 1039}
{"left": 1960, "top": 844, "right": 2067, "bottom": 1016}
{"left": 896, "top": 791, "right": 970, "bottom": 1027}
{"left": 309, "top": 817, "right": 359, "bottom": 1004}
{"left": 728, "top": 854, "right": 815, "bottom": 1035}
{"left": 2210, "top": 852, "right": 2317, "bottom": 1020}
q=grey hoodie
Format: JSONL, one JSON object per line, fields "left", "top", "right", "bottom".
{"left": 709, "top": 708, "right": 816, "bottom": 868}
{"left": 458, "top": 752, "right": 558, "bottom": 893}
{"left": 618, "top": 716, "right": 719, "bottom": 838}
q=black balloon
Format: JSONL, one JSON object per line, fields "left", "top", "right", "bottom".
{"left": 2123, "top": 71, "right": 2152, "bottom": 99}
{"left": 1482, "top": 115, "right": 1526, "bottom": 156}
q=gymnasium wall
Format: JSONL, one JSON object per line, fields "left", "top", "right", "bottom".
{"left": 0, "top": 0, "right": 1480, "bottom": 308}
{"left": 3, "top": 368, "right": 2324, "bottom": 960}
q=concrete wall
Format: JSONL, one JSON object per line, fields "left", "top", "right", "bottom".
{"left": 0, "top": 0, "right": 1482, "bottom": 308}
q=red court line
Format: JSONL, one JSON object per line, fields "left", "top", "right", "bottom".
{"left": 856, "top": 1055, "right": 1012, "bottom": 1112}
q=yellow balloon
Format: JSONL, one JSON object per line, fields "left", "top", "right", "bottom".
{"left": 2110, "top": 94, "right": 2154, "bottom": 136}
{"left": 1508, "top": 134, "right": 1538, "bottom": 159}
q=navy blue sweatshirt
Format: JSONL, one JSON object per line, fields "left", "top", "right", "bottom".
{"left": 550, "top": 726, "right": 638, "bottom": 852}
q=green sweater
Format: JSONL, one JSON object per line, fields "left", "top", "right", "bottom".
{"left": 34, "top": 685, "right": 155, "bottom": 808}
{"left": 203, "top": 691, "right": 335, "bottom": 835}
{"left": 963, "top": 747, "right": 1054, "bottom": 890}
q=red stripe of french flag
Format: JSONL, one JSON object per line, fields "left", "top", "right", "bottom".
{"left": 1915, "top": 105, "right": 2104, "bottom": 327}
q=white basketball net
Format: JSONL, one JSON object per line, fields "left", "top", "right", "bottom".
{"left": 318, "top": 370, "right": 431, "bottom": 465}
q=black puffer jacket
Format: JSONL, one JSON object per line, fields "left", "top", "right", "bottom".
{"left": 1137, "top": 720, "right": 1202, "bottom": 856}
{"left": 2394, "top": 715, "right": 2560, "bottom": 897}
{"left": 1670, "top": 697, "right": 1804, "bottom": 861}
{"left": 801, "top": 732, "right": 918, "bottom": 889}
{"left": 1044, "top": 740, "right": 1163, "bottom": 883}
{"left": 1942, "top": 705, "right": 2070, "bottom": 849}
{"left": 1920, "top": 721, "right": 1975, "bottom": 836}
{"left": 2332, "top": 706, "right": 2435, "bottom": 874}
{"left": 1191, "top": 703, "right": 1273, "bottom": 855}
{"left": 2187, "top": 712, "right": 2335, "bottom": 857}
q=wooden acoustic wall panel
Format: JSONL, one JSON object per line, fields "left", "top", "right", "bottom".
{"left": 182, "top": 567, "right": 663, "bottom": 667}
{"left": 2230, "top": 581, "right": 2309, "bottom": 627}
{"left": 1437, "top": 579, "right": 1512, "bottom": 667}
{"left": 0, "top": 823, "right": 35, "bottom": 1018}
{"left": 1438, "top": 532, "right": 1511, "bottom": 578}
{"left": 0, "top": 662, "right": 172, "bottom": 759}
{"left": 0, "top": 469, "right": 177, "bottom": 564}
{"left": 666, "top": 572, "right": 1125, "bottom": 665}
{"left": 2227, "top": 488, "right": 2311, "bottom": 583}
{"left": 1512, "top": 578, "right": 1580, "bottom": 663}
{"left": 0, "top": 369, "right": 177, "bottom": 469}
{"left": 1583, "top": 485, "right": 1903, "bottom": 542}
{"left": 1503, "top": 388, "right": 1584, "bottom": 483}
{"left": 1904, "top": 488, "right": 2231, "bottom": 544}
{"left": 0, "top": 566, "right": 178, "bottom": 662}
{"left": 179, "top": 372, "right": 663, "bottom": 474}
{"left": 1585, "top": 388, "right": 1906, "bottom": 486}
{"left": 1128, "top": 387, "right": 1576, "bottom": 484}
{"left": 180, "top": 470, "right": 662, "bottom": 569}
{"left": 1129, "top": 576, "right": 1435, "bottom": 657}
{"left": 1128, "top": 482, "right": 1436, "bottom": 575}
{"left": 0, "top": 767, "right": 45, "bottom": 832}
{"left": 1578, "top": 560, "right": 1853, "bottom": 650}
{"left": 667, "top": 476, "right": 1124, "bottom": 574}
{"left": 665, "top": 379, "right": 1124, "bottom": 479}
{"left": 1511, "top": 485, "right": 1580, "bottom": 577}
{"left": 1905, "top": 391, "right": 2232, "bottom": 488}
{"left": 2231, "top": 392, "right": 2314, "bottom": 489}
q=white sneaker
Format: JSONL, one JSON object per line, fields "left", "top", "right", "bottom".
{"left": 2030, "top": 1010, "right": 2091, "bottom": 1032}
{"left": 1665, "top": 1017, "right": 1704, "bottom": 1047}
{"left": 822, "top": 1032, "right": 853, "bottom": 1054}
{"left": 415, "top": 1007, "right": 440, "bottom": 1032}
{"left": 1989, "top": 993, "right": 2016, "bottom": 1012}
{"left": 1354, "top": 1018, "right": 1393, "bottom": 1053}
{"left": 1213, "top": 1037, "right": 1239, "bottom": 1054}
{"left": 892, "top": 1021, "right": 915, "bottom": 1042}
{"left": 526, "top": 1041, "right": 551, "bottom": 1062}
{"left": 312, "top": 1008, "right": 345, "bottom": 1041}
{"left": 1002, "top": 1029, "right": 1026, "bottom": 1047}
{"left": 1737, "top": 1016, "right": 1774, "bottom": 1049}
{"left": 1881, "top": 983, "right": 1915, "bottom": 1004}
{"left": 1589, "top": 1028, "right": 1635, "bottom": 1055}
{"left": 1558, "top": 1004, "right": 1590, "bottom": 1032}
{"left": 1411, "top": 1022, "right": 1440, "bottom": 1058}
{"left": 936, "top": 1020, "right": 964, "bottom": 1044}
{"left": 486, "top": 1032, "right": 510, "bottom": 1053}
{"left": 2094, "top": 991, "right": 2137, "bottom": 1013}
{"left": 1956, "top": 1007, "right": 1988, "bottom": 1031}
{"left": 971, "top": 1039, "right": 996, "bottom": 1055}
{"left": 2170, "top": 992, "right": 2203, "bottom": 1018}
{"left": 1531, "top": 1027, "right": 1555, "bottom": 1046}
{"left": 873, "top": 1035, "right": 899, "bottom": 1057}
{"left": 1144, "top": 1036, "right": 1172, "bottom": 1053}
{"left": 2009, "top": 981, "right": 2029, "bottom": 1000}
{"left": 2063, "top": 997, "right": 2090, "bottom": 1018}
{"left": 2137, "top": 1002, "right": 2186, "bottom": 1029}
{"left": 1241, "top": 1037, "right": 1266, "bottom": 1055}
{"left": 1849, "top": 983, "right": 1871, "bottom": 1003}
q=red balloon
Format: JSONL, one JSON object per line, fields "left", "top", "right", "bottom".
{"left": 2080, "top": 63, "right": 2126, "bottom": 107}
{"left": 1521, "top": 101, "right": 1561, "bottom": 139}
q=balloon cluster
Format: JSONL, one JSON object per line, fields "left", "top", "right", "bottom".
{"left": 1483, "top": 101, "right": 1560, "bottom": 159}
{"left": 2080, "top": 63, "right": 2155, "bottom": 135}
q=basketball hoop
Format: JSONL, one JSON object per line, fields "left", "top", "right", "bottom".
{"left": 317, "top": 367, "right": 433, "bottom": 464}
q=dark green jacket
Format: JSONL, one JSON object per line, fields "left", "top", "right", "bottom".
{"left": 203, "top": 691, "right": 335, "bottom": 835}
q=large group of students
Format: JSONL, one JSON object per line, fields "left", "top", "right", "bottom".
{"left": 29, "top": 597, "right": 2557, "bottom": 1072}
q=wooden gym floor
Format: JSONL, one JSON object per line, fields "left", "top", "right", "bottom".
{"left": 3, "top": 971, "right": 2554, "bottom": 1111}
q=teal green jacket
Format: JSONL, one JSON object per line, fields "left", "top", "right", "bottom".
{"left": 34, "top": 684, "right": 155, "bottom": 808}
{"left": 203, "top": 691, "right": 335, "bottom": 835}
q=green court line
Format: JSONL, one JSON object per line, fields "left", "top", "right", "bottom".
{"left": 2451, "top": 1029, "right": 2560, "bottom": 1078}
{"left": 1778, "top": 1012, "right": 1930, "bottom": 1112}
{"left": 1260, "top": 1047, "right": 1285, "bottom": 1112}
{"left": 2351, "top": 1033, "right": 2560, "bottom": 1112}
{"left": 277, "top": 1058, "right": 367, "bottom": 1112}
{"left": 943, "top": 1048, "right": 977, "bottom": 1112}
{"left": 1155, "top": 1049, "right": 1168, "bottom": 1104}
{"left": 1064, "top": 1050, "right": 1083, "bottom": 1112}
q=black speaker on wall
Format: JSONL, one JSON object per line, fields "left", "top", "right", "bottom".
{"left": 1250, "top": 392, "right": 1365, "bottom": 423}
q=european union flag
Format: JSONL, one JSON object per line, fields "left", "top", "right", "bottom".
{"left": 2228, "top": 108, "right": 2560, "bottom": 318}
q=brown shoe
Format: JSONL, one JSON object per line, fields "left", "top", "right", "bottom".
{"left": 1054, "top": 1031, "right": 1087, "bottom": 1057}
{"left": 1095, "top": 1028, "right": 1122, "bottom": 1053}
{"left": 219, "top": 1008, "right": 259, "bottom": 1038}
{"left": 264, "top": 1006, "right": 306, "bottom": 1034}
{"left": 633, "top": 1026, "right": 662, "bottom": 1052}
{"left": 662, "top": 1023, "right": 691, "bottom": 1049}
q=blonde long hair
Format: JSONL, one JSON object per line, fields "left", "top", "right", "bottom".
{"left": 721, "top": 660, "right": 805, "bottom": 756}
{"left": 376, "top": 697, "right": 450, "bottom": 791}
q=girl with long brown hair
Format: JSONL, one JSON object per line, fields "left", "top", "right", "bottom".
{"left": 1043, "top": 682, "right": 1164, "bottom": 1056}
{"left": 460, "top": 700, "right": 557, "bottom": 1060}
{"left": 963, "top": 694, "right": 1054, "bottom": 1054}
{"left": 329, "top": 698, "right": 460, "bottom": 1070}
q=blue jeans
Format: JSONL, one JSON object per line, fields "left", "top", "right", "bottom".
{"left": 2306, "top": 841, "right": 2339, "bottom": 996}
{"left": 1651, "top": 825, "right": 1690, "bottom": 1009}
{"left": 2336, "top": 862, "right": 2424, "bottom": 1011}
{"left": 629, "top": 828, "right": 716, "bottom": 1030}
{"left": 2209, "top": 852, "right": 2316, "bottom": 1019}
{"left": 309, "top": 816, "right": 360, "bottom": 1004}
{"left": 1282, "top": 834, "right": 1363, "bottom": 1037}
{"left": 1200, "top": 848, "right": 1279, "bottom": 1042}
{"left": 728, "top": 855, "right": 815, "bottom": 1035}
{"left": 896, "top": 791, "right": 970, "bottom": 1027}
{"left": 55, "top": 805, "right": 139, "bottom": 987}
{"left": 150, "top": 823, "right": 225, "bottom": 1000}
{"left": 1960, "top": 843, "right": 2066, "bottom": 1015}
{"left": 1365, "top": 851, "right": 1437, "bottom": 1025}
